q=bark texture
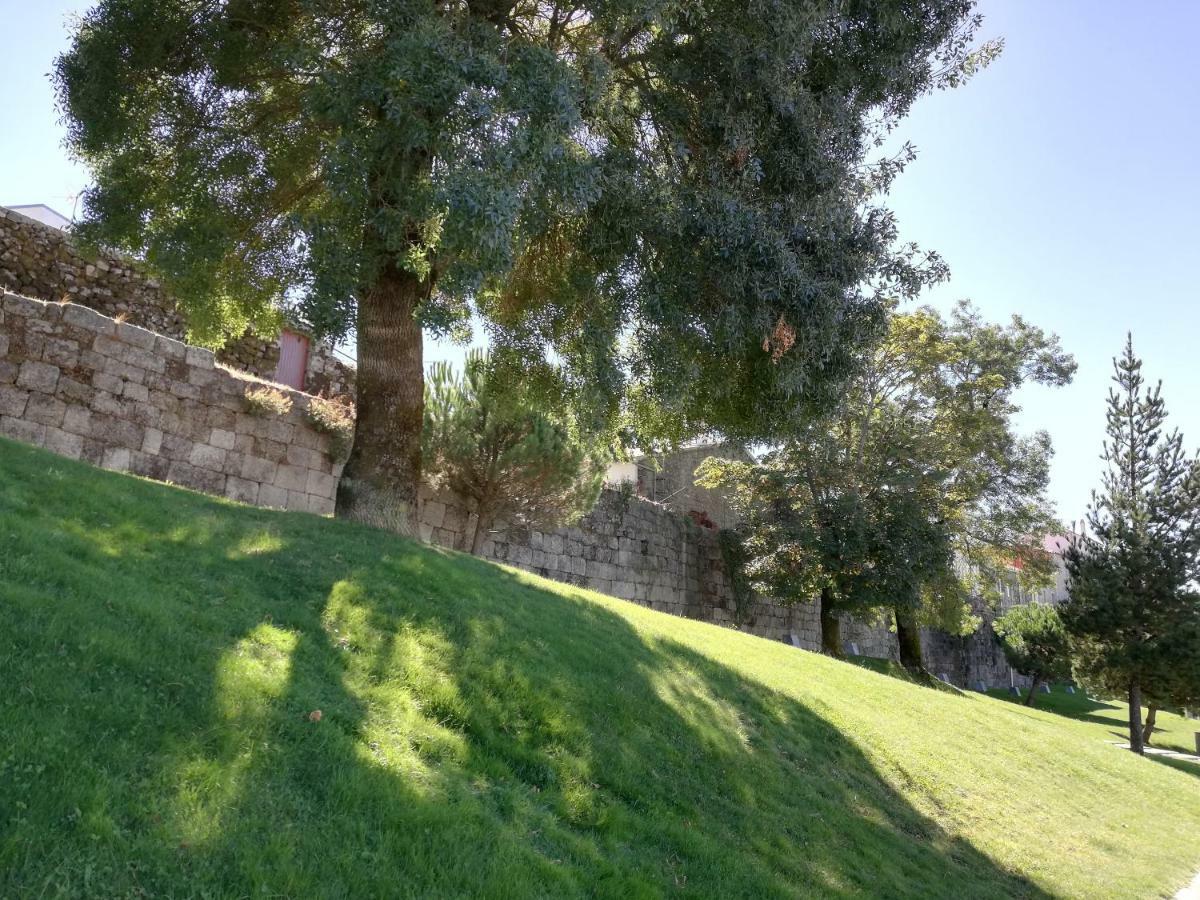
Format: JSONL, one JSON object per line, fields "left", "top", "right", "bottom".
{"left": 819, "top": 586, "right": 843, "bottom": 657}
{"left": 1128, "top": 679, "right": 1145, "bottom": 754}
{"left": 1023, "top": 676, "right": 1041, "bottom": 707}
{"left": 1143, "top": 704, "right": 1157, "bottom": 746}
{"left": 336, "top": 260, "right": 426, "bottom": 535}
{"left": 895, "top": 604, "right": 924, "bottom": 671}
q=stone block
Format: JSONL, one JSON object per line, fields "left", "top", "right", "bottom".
{"left": 62, "top": 406, "right": 91, "bottom": 436}
{"left": 25, "top": 394, "right": 66, "bottom": 427}
{"left": 265, "top": 420, "right": 295, "bottom": 444}
{"left": 16, "top": 360, "right": 59, "bottom": 394}
{"left": 41, "top": 337, "right": 79, "bottom": 367}
{"left": 160, "top": 433, "right": 193, "bottom": 460}
{"left": 240, "top": 455, "right": 278, "bottom": 483}
{"left": 0, "top": 385, "right": 29, "bottom": 417}
{"left": 285, "top": 489, "right": 310, "bottom": 511}
{"left": 423, "top": 500, "right": 447, "bottom": 529}
{"left": 55, "top": 377, "right": 93, "bottom": 405}
{"left": 306, "top": 493, "right": 334, "bottom": 515}
{"left": 185, "top": 346, "right": 215, "bottom": 369}
{"left": 123, "top": 381, "right": 149, "bottom": 402}
{"left": 101, "top": 446, "right": 131, "bottom": 472}
{"left": 0, "top": 415, "right": 45, "bottom": 445}
{"left": 224, "top": 476, "right": 260, "bottom": 505}
{"left": 285, "top": 444, "right": 324, "bottom": 470}
{"left": 306, "top": 468, "right": 338, "bottom": 498}
{"left": 234, "top": 413, "right": 259, "bottom": 435}
{"left": 189, "top": 443, "right": 226, "bottom": 472}
{"left": 208, "top": 427, "right": 236, "bottom": 450}
{"left": 43, "top": 426, "right": 83, "bottom": 460}
{"left": 0, "top": 334, "right": 7, "bottom": 359}
{"left": 273, "top": 464, "right": 309, "bottom": 492}
{"left": 258, "top": 483, "right": 288, "bottom": 508}
{"left": 62, "top": 303, "right": 114, "bottom": 333}
{"left": 3, "top": 293, "right": 46, "bottom": 317}
{"left": 154, "top": 334, "right": 187, "bottom": 361}
{"left": 255, "top": 437, "right": 287, "bottom": 463}
{"left": 130, "top": 452, "right": 170, "bottom": 481}
{"left": 142, "top": 427, "right": 163, "bottom": 456}
{"left": 116, "top": 321, "right": 157, "bottom": 350}
{"left": 90, "top": 414, "right": 144, "bottom": 451}
{"left": 0, "top": 360, "right": 16, "bottom": 384}
{"left": 206, "top": 406, "right": 237, "bottom": 431}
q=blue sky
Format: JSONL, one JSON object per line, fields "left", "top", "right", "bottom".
{"left": 2, "top": 0, "right": 1198, "bottom": 523}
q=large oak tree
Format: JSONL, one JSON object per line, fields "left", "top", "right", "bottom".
{"left": 56, "top": 0, "right": 997, "bottom": 532}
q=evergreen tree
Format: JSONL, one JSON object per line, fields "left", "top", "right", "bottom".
{"left": 424, "top": 352, "right": 603, "bottom": 555}
{"left": 992, "top": 602, "right": 1071, "bottom": 707}
{"left": 54, "top": 0, "right": 998, "bottom": 534}
{"left": 1063, "top": 336, "right": 1200, "bottom": 754}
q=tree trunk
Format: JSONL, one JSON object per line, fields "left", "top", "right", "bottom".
{"left": 1128, "top": 679, "right": 1145, "bottom": 755}
{"left": 336, "top": 259, "right": 426, "bottom": 535}
{"left": 819, "top": 586, "right": 843, "bottom": 657}
{"left": 895, "top": 604, "right": 924, "bottom": 671}
{"left": 469, "top": 506, "right": 491, "bottom": 556}
{"left": 1143, "top": 703, "right": 1157, "bottom": 746}
{"left": 1023, "top": 676, "right": 1041, "bottom": 707}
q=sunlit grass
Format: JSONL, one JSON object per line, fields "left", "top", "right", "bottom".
{"left": 1, "top": 436, "right": 1198, "bottom": 898}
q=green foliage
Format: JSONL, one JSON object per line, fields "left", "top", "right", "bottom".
{"left": 424, "top": 351, "right": 603, "bottom": 552}
{"left": 305, "top": 395, "right": 355, "bottom": 463}
{"left": 2, "top": 436, "right": 1200, "bottom": 899}
{"left": 717, "top": 527, "right": 754, "bottom": 625}
{"left": 244, "top": 385, "right": 293, "bottom": 418}
{"left": 1063, "top": 336, "right": 1200, "bottom": 726}
{"left": 55, "top": 0, "right": 999, "bottom": 442}
{"left": 697, "top": 303, "right": 1074, "bottom": 637}
{"left": 992, "top": 602, "right": 1071, "bottom": 690}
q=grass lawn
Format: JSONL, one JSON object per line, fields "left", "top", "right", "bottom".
{"left": 987, "top": 686, "right": 1200, "bottom": 760}
{"left": 1, "top": 436, "right": 1198, "bottom": 898}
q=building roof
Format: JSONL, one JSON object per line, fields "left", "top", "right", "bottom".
{"left": 5, "top": 204, "right": 72, "bottom": 231}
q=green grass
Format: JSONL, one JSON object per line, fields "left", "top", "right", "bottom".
{"left": 1, "top": 437, "right": 1198, "bottom": 899}
{"left": 987, "top": 686, "right": 1200, "bottom": 758}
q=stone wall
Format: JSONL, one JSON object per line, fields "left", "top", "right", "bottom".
{"left": 0, "top": 206, "right": 354, "bottom": 398}
{"left": 0, "top": 292, "right": 343, "bottom": 514}
{"left": 416, "top": 484, "right": 899, "bottom": 658}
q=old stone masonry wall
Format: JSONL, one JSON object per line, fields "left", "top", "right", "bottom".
{"left": 0, "top": 292, "right": 343, "bottom": 513}
{"left": 418, "top": 486, "right": 900, "bottom": 658}
{"left": 0, "top": 206, "right": 354, "bottom": 398}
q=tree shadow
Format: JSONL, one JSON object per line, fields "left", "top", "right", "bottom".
{"left": 0, "top": 444, "right": 1054, "bottom": 897}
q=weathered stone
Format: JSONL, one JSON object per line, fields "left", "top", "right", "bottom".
{"left": 141, "top": 427, "right": 163, "bottom": 456}
{"left": 240, "top": 455, "right": 278, "bottom": 483}
{"left": 24, "top": 394, "right": 66, "bottom": 427}
{"left": 273, "top": 464, "right": 309, "bottom": 492}
{"left": 189, "top": 443, "right": 226, "bottom": 472}
{"left": 43, "top": 425, "right": 83, "bottom": 459}
{"left": 16, "top": 360, "right": 59, "bottom": 393}
{"left": 101, "top": 446, "right": 131, "bottom": 472}
{"left": 209, "top": 427, "right": 236, "bottom": 450}
{"left": 0, "top": 415, "right": 45, "bottom": 444}
{"left": 258, "top": 483, "right": 288, "bottom": 508}
{"left": 306, "top": 469, "right": 338, "bottom": 498}
{"left": 224, "top": 476, "right": 259, "bottom": 505}
{"left": 0, "top": 385, "right": 29, "bottom": 417}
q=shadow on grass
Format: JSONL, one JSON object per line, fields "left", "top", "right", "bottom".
{"left": 0, "top": 439, "right": 1050, "bottom": 898}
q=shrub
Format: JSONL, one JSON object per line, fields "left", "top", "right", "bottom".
{"left": 306, "top": 395, "right": 355, "bottom": 462}
{"left": 244, "top": 386, "right": 293, "bottom": 417}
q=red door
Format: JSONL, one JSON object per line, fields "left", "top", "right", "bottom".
{"left": 275, "top": 330, "right": 309, "bottom": 391}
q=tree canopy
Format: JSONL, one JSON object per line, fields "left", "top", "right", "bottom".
{"left": 992, "top": 602, "right": 1071, "bottom": 706}
{"left": 55, "top": 0, "right": 1000, "bottom": 531}
{"left": 698, "top": 301, "right": 1074, "bottom": 664}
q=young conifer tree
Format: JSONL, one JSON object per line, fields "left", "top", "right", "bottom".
{"left": 424, "top": 352, "right": 603, "bottom": 555}
{"left": 1063, "top": 336, "right": 1200, "bottom": 754}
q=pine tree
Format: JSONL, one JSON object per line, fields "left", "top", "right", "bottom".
{"left": 1063, "top": 336, "right": 1200, "bottom": 754}
{"left": 424, "top": 352, "right": 603, "bottom": 555}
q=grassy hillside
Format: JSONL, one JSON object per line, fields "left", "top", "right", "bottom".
{"left": 1, "top": 437, "right": 1197, "bottom": 899}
